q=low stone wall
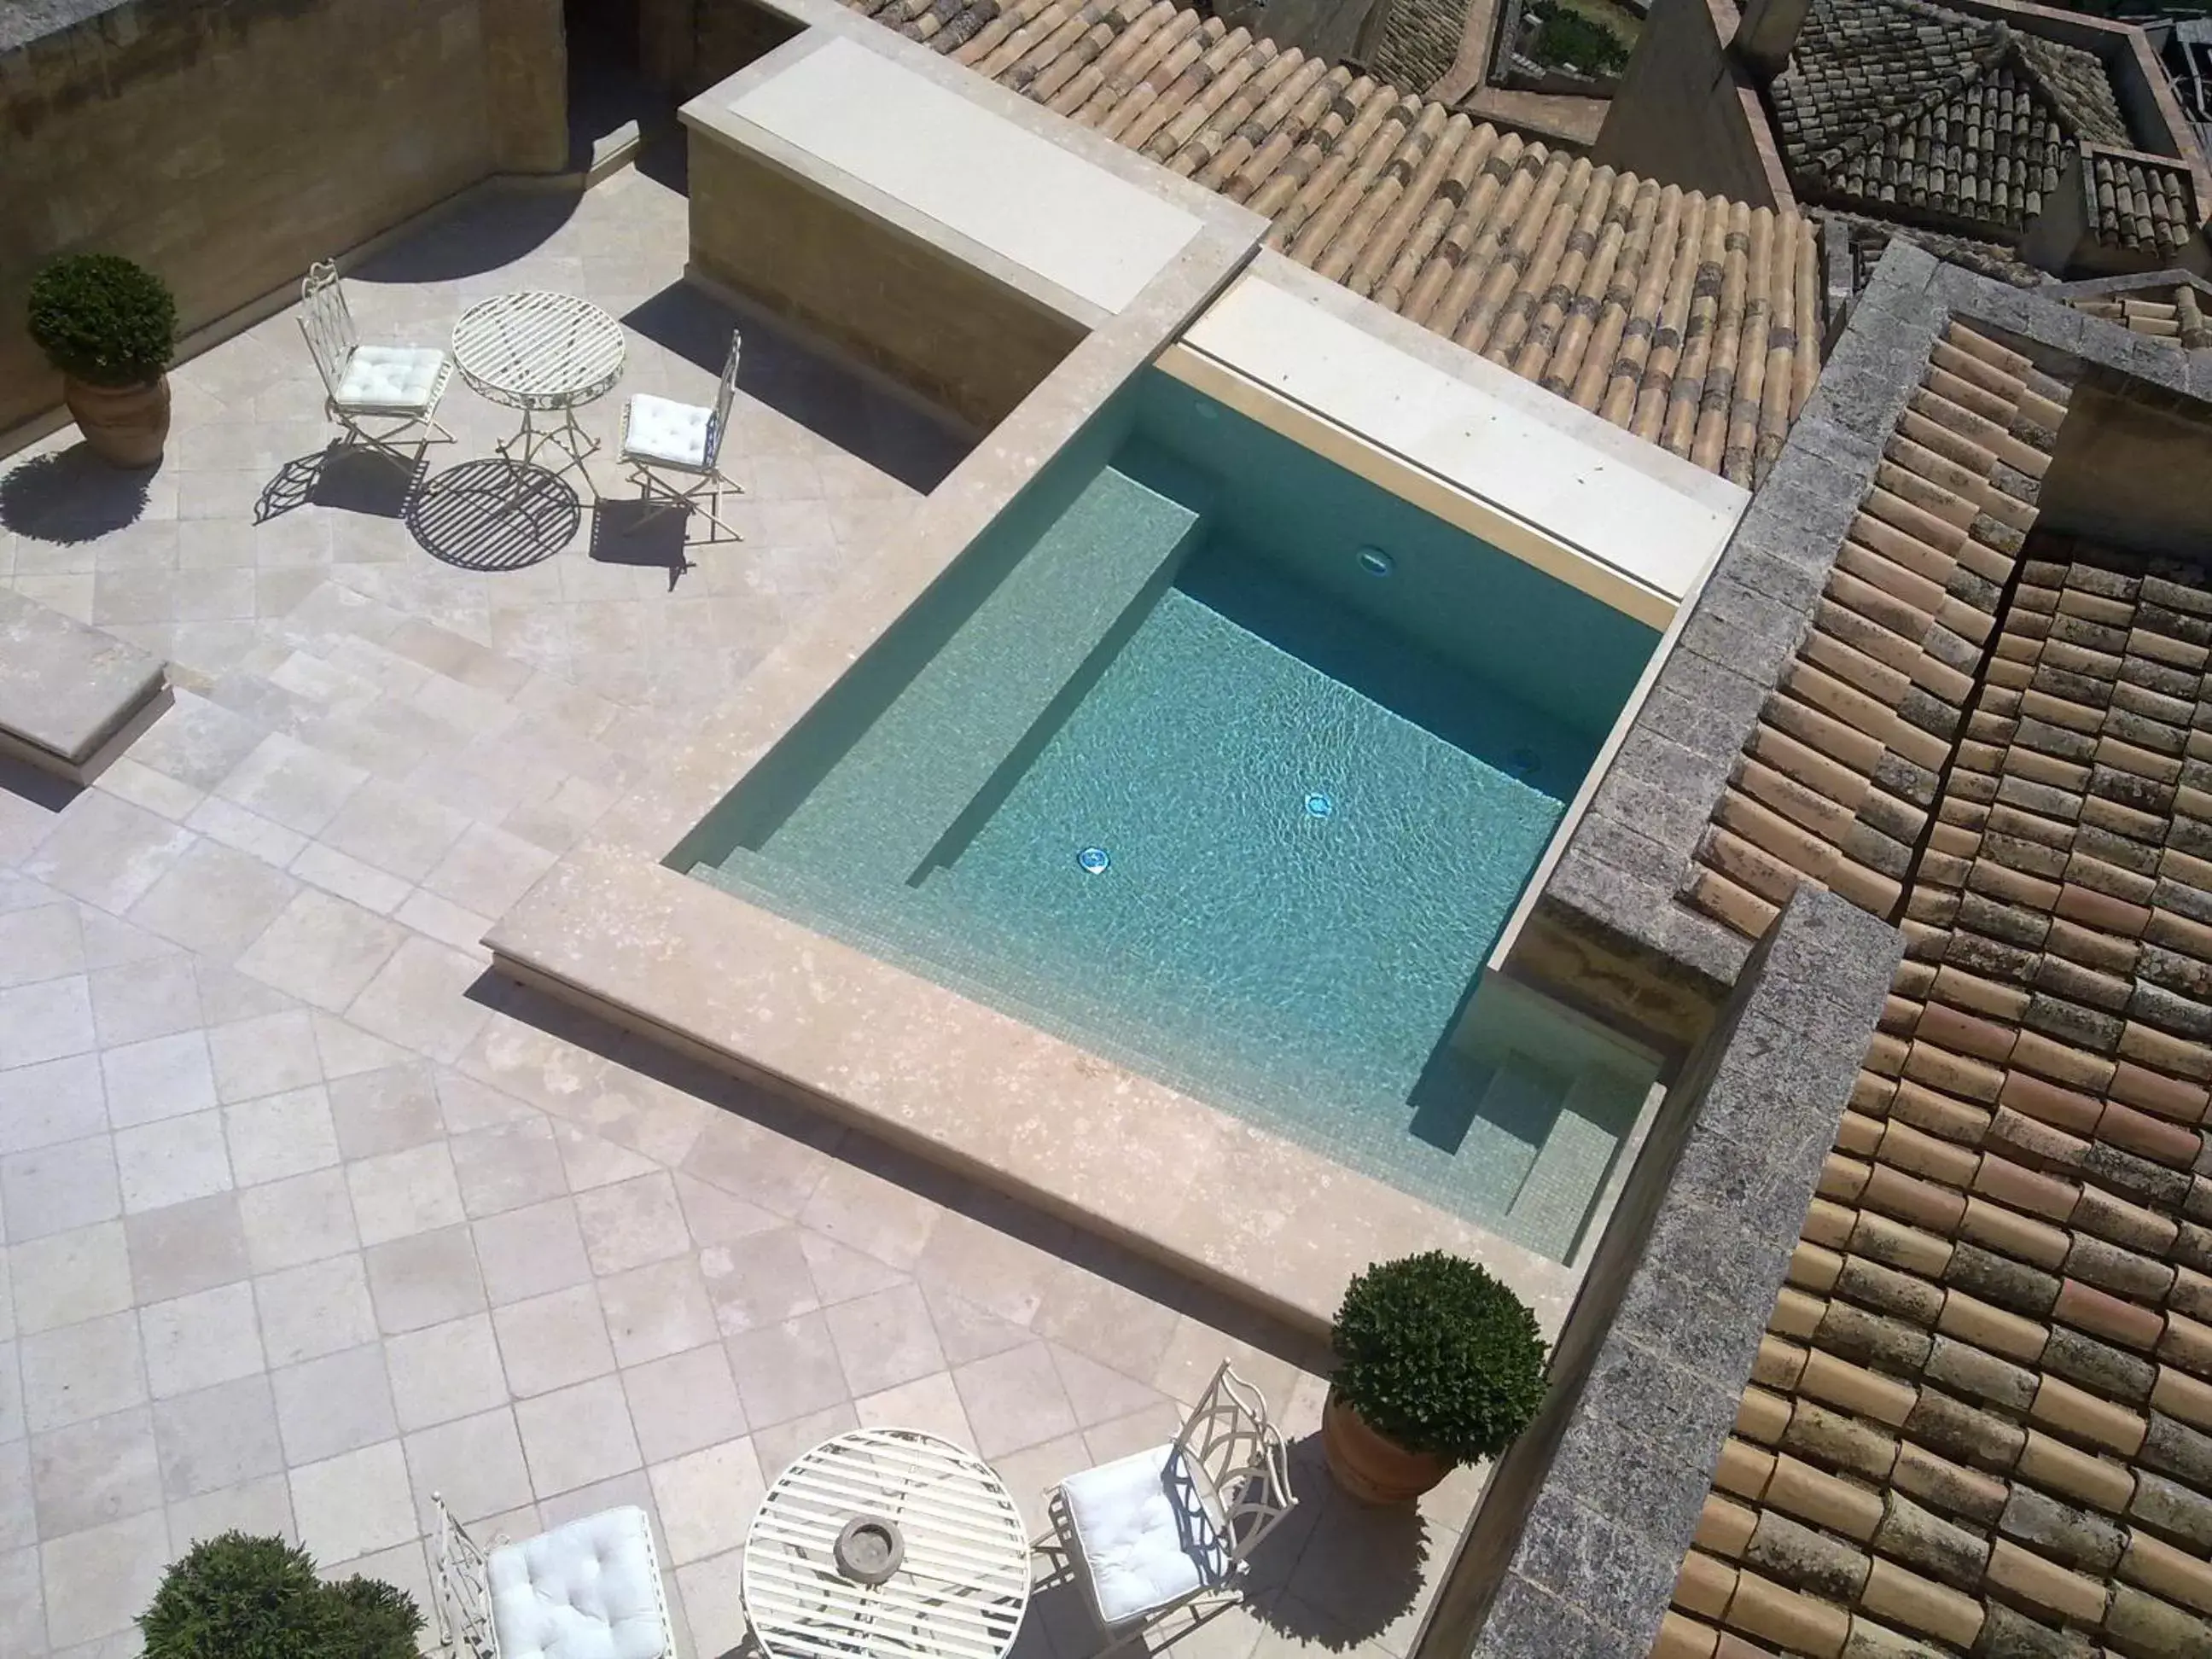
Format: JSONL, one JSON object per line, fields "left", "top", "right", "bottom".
{"left": 685, "top": 128, "right": 1084, "bottom": 432}
{"left": 0, "top": 0, "right": 567, "bottom": 443}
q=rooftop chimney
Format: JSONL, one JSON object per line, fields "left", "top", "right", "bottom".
{"left": 1735, "top": 0, "right": 1812, "bottom": 81}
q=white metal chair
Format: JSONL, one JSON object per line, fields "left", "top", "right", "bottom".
{"left": 616, "top": 329, "right": 744, "bottom": 541}
{"left": 431, "top": 1493, "right": 676, "bottom": 1659}
{"left": 1032, "top": 1362, "right": 1296, "bottom": 1656}
{"left": 298, "top": 259, "right": 456, "bottom": 465}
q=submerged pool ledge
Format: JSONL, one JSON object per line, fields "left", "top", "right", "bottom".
{"left": 486, "top": 843, "right": 1582, "bottom": 1340}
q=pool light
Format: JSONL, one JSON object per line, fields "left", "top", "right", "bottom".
{"left": 1357, "top": 546, "right": 1394, "bottom": 577}
{"left": 1077, "top": 847, "right": 1111, "bottom": 874}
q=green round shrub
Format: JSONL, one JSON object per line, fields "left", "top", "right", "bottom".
{"left": 138, "top": 1532, "right": 424, "bottom": 1659}
{"left": 27, "top": 253, "right": 178, "bottom": 387}
{"left": 139, "top": 1532, "right": 329, "bottom": 1659}
{"left": 1330, "top": 1250, "right": 1548, "bottom": 1464}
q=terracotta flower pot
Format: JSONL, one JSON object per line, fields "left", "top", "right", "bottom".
{"left": 1322, "top": 1390, "right": 1452, "bottom": 1505}
{"left": 64, "top": 374, "right": 170, "bottom": 468}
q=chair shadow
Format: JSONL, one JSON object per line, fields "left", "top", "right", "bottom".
{"left": 0, "top": 445, "right": 153, "bottom": 543}
{"left": 257, "top": 445, "right": 425, "bottom": 523}
{"left": 590, "top": 499, "right": 696, "bottom": 591}
{"left": 620, "top": 283, "right": 969, "bottom": 494}
{"left": 406, "top": 457, "right": 582, "bottom": 570}
{"left": 346, "top": 188, "right": 585, "bottom": 284}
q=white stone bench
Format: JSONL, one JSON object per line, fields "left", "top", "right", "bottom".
{"left": 0, "top": 589, "right": 168, "bottom": 784}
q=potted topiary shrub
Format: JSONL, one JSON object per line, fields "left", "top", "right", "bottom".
{"left": 27, "top": 252, "right": 178, "bottom": 468}
{"left": 139, "top": 1530, "right": 423, "bottom": 1659}
{"left": 1322, "top": 1250, "right": 1549, "bottom": 1504}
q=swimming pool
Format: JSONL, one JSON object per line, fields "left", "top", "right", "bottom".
{"left": 683, "top": 371, "right": 1666, "bottom": 1257}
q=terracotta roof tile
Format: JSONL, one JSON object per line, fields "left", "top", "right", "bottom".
{"left": 846, "top": 0, "right": 1816, "bottom": 484}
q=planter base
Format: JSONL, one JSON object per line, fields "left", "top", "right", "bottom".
{"left": 1321, "top": 1394, "right": 1452, "bottom": 1505}
{"left": 65, "top": 375, "right": 170, "bottom": 468}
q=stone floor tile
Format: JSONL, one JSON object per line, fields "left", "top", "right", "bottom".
{"left": 140, "top": 1282, "right": 263, "bottom": 1400}
{"left": 98, "top": 1029, "right": 218, "bottom": 1129}
{"left": 0, "top": 976, "right": 96, "bottom": 1072}
{"left": 515, "top": 1375, "right": 643, "bottom": 1499}
{"left": 125, "top": 836, "right": 302, "bottom": 961}
{"left": 403, "top": 1405, "right": 533, "bottom": 1533}
{"left": 31, "top": 1406, "right": 162, "bottom": 1538}
{"left": 183, "top": 795, "right": 310, "bottom": 870}
{"left": 236, "top": 888, "right": 405, "bottom": 1013}
{"left": 126, "top": 692, "right": 265, "bottom": 795}
{"left": 23, "top": 795, "right": 195, "bottom": 916}
{"left": 437, "top": 1070, "right": 538, "bottom": 1136}
{"left": 920, "top": 1283, "right": 1034, "bottom": 1368}
{"left": 952, "top": 1343, "right": 1080, "bottom": 1460}
{"left": 1051, "top": 1344, "right": 1173, "bottom": 1431}
{"left": 700, "top": 1225, "right": 819, "bottom": 1337}
{"left": 1, "top": 1136, "right": 122, "bottom": 1242}
{"left": 575, "top": 1171, "right": 690, "bottom": 1277}
{"left": 825, "top": 1284, "right": 946, "bottom": 1399}
{"left": 328, "top": 1063, "right": 445, "bottom": 1160}
{"left": 191, "top": 961, "right": 295, "bottom": 1027}
{"left": 167, "top": 1471, "right": 296, "bottom": 1551}
{"left": 151, "top": 1374, "right": 284, "bottom": 1501}
{"left": 20, "top": 1309, "right": 147, "bottom": 1434}
{"left": 621, "top": 1344, "right": 748, "bottom": 1466}
{"left": 1081, "top": 1400, "right": 1185, "bottom": 1467}
{"left": 116, "top": 1110, "right": 234, "bottom": 1213}
{"left": 125, "top": 1193, "right": 252, "bottom": 1304}
{"left": 364, "top": 1224, "right": 485, "bottom": 1334}
{"left": 0, "top": 904, "right": 83, "bottom": 992}
{"left": 494, "top": 1284, "right": 615, "bottom": 1397}
{"left": 913, "top": 1207, "right": 1070, "bottom": 1329}
{"left": 224, "top": 1083, "right": 340, "bottom": 1186}
{"left": 311, "top": 1012, "right": 410, "bottom": 1080}
{"left": 319, "top": 779, "right": 471, "bottom": 883}
{"left": 344, "top": 934, "right": 491, "bottom": 1064}
{"left": 85, "top": 956, "right": 201, "bottom": 1050}
{"left": 982, "top": 1429, "right": 1094, "bottom": 1538}
{"left": 272, "top": 1343, "right": 399, "bottom": 1464}
{"left": 206, "top": 1010, "right": 323, "bottom": 1105}
{"left": 1150, "top": 1320, "right": 1303, "bottom": 1415}
{"left": 38, "top": 1507, "right": 169, "bottom": 1647}
{"left": 0, "top": 1441, "right": 26, "bottom": 1551}
{"left": 555, "top": 1124, "right": 658, "bottom": 1191}
{"left": 239, "top": 1166, "right": 358, "bottom": 1272}
{"left": 648, "top": 1437, "right": 763, "bottom": 1567}
{"left": 726, "top": 1312, "right": 850, "bottom": 1432}
{"left": 674, "top": 1545, "right": 750, "bottom": 1659}
{"left": 384, "top": 1312, "right": 509, "bottom": 1433}
{"left": 678, "top": 1109, "right": 835, "bottom": 1220}
{"left": 853, "top": 1371, "right": 975, "bottom": 1451}
{"left": 10, "top": 1220, "right": 134, "bottom": 1335}
{"left": 472, "top": 1193, "right": 593, "bottom": 1307}
{"left": 213, "top": 732, "right": 367, "bottom": 837}
{"left": 796, "top": 1158, "right": 942, "bottom": 1272}
{"left": 346, "top": 1140, "right": 466, "bottom": 1246}
{"left": 1032, "top": 1260, "right": 1185, "bottom": 1386}
{"left": 253, "top": 1253, "right": 379, "bottom": 1369}
{"left": 0, "top": 1543, "right": 42, "bottom": 1657}
{"left": 673, "top": 1173, "right": 780, "bottom": 1249}
{"left": 598, "top": 1257, "right": 719, "bottom": 1369}
{"left": 451, "top": 1116, "right": 567, "bottom": 1219}
{"left": 289, "top": 1438, "right": 416, "bottom": 1565}
{"left": 800, "top": 1234, "right": 907, "bottom": 1306}
{"left": 0, "top": 1054, "right": 107, "bottom": 1157}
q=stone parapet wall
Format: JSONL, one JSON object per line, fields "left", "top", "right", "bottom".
{"left": 0, "top": 0, "right": 567, "bottom": 442}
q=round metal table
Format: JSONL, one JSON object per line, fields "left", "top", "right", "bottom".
{"left": 742, "top": 1429, "right": 1031, "bottom": 1659}
{"left": 450, "top": 291, "right": 626, "bottom": 481}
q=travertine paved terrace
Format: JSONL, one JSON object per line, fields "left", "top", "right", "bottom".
{"left": 0, "top": 168, "right": 1474, "bottom": 1656}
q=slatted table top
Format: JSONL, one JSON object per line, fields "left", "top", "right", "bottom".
{"left": 742, "top": 1429, "right": 1031, "bottom": 1659}
{"left": 451, "top": 290, "right": 627, "bottom": 410}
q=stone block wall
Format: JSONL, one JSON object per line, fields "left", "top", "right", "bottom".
{"left": 0, "top": 0, "right": 568, "bottom": 440}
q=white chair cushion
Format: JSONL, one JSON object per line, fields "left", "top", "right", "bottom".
{"left": 335, "top": 344, "right": 447, "bottom": 411}
{"left": 1061, "top": 1442, "right": 1229, "bottom": 1627}
{"left": 487, "top": 1505, "right": 670, "bottom": 1659}
{"left": 622, "top": 393, "right": 712, "bottom": 469}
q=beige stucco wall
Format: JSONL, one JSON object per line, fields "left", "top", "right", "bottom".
{"left": 0, "top": 0, "right": 568, "bottom": 441}
{"left": 1591, "top": 0, "right": 1791, "bottom": 210}
{"left": 686, "top": 131, "right": 1083, "bottom": 431}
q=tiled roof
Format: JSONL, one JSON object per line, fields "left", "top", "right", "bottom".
{"left": 1773, "top": 0, "right": 2131, "bottom": 239}
{"left": 1365, "top": 0, "right": 1470, "bottom": 95}
{"left": 2069, "top": 283, "right": 2212, "bottom": 351}
{"left": 1825, "top": 210, "right": 2047, "bottom": 294}
{"left": 2085, "top": 148, "right": 2201, "bottom": 258}
{"left": 1662, "top": 325, "right": 2212, "bottom": 1656}
{"left": 847, "top": 0, "right": 1823, "bottom": 486}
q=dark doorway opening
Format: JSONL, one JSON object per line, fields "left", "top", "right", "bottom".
{"left": 564, "top": 0, "right": 668, "bottom": 174}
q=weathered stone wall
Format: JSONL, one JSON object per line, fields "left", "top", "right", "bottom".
{"left": 686, "top": 131, "right": 1081, "bottom": 431}
{"left": 0, "top": 0, "right": 568, "bottom": 440}
{"left": 1590, "top": 0, "right": 1790, "bottom": 212}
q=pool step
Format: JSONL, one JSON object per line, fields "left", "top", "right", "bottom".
{"left": 1499, "top": 1063, "right": 1641, "bottom": 1260}
{"left": 755, "top": 465, "right": 1204, "bottom": 886}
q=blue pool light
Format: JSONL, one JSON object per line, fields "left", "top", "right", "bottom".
{"left": 1305, "top": 792, "right": 1335, "bottom": 818}
{"left": 1356, "top": 546, "right": 1394, "bottom": 577}
{"left": 1077, "top": 847, "right": 1111, "bottom": 874}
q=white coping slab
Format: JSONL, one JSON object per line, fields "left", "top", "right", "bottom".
{"left": 725, "top": 34, "right": 1204, "bottom": 317}
{"left": 1176, "top": 266, "right": 1749, "bottom": 616}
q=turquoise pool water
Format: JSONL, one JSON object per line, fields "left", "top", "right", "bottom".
{"left": 684, "top": 374, "right": 1667, "bottom": 1258}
